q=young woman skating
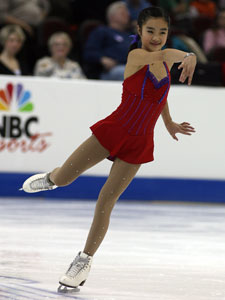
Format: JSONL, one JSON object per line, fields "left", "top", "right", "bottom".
{"left": 21, "top": 6, "right": 196, "bottom": 289}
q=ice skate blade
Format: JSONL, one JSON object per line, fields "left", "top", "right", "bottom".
{"left": 57, "top": 285, "right": 80, "bottom": 294}
{"left": 58, "top": 279, "right": 86, "bottom": 289}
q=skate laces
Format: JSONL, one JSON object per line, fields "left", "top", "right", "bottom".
{"left": 30, "top": 175, "right": 53, "bottom": 190}
{"left": 66, "top": 257, "right": 90, "bottom": 278}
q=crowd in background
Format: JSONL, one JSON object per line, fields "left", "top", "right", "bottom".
{"left": 0, "top": 0, "right": 224, "bottom": 86}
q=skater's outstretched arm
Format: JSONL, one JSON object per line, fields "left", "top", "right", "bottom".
{"left": 127, "top": 49, "right": 197, "bottom": 85}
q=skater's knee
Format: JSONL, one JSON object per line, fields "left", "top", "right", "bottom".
{"left": 99, "top": 187, "right": 121, "bottom": 202}
{"left": 96, "top": 192, "right": 118, "bottom": 212}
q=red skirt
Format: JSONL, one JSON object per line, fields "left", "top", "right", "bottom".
{"left": 90, "top": 119, "right": 154, "bottom": 164}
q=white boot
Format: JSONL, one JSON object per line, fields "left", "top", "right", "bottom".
{"left": 20, "top": 173, "right": 57, "bottom": 193}
{"left": 59, "top": 252, "right": 93, "bottom": 288}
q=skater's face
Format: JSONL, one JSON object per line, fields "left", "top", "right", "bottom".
{"left": 138, "top": 17, "right": 168, "bottom": 52}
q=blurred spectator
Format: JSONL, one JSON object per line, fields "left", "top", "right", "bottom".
{"left": 83, "top": 1, "right": 131, "bottom": 80}
{"left": 123, "top": 0, "right": 151, "bottom": 32}
{"left": 36, "top": 16, "right": 74, "bottom": 59}
{"left": 203, "top": 9, "right": 225, "bottom": 58}
{"left": 168, "top": 31, "right": 208, "bottom": 63}
{"left": 158, "top": 0, "right": 191, "bottom": 32}
{"left": 189, "top": 0, "right": 216, "bottom": 19}
{"left": 0, "top": 25, "right": 29, "bottom": 75}
{"left": 0, "top": 0, "right": 50, "bottom": 36}
{"left": 34, "top": 32, "right": 86, "bottom": 79}
{"left": 123, "top": 0, "right": 150, "bottom": 21}
{"left": 158, "top": 0, "right": 188, "bottom": 16}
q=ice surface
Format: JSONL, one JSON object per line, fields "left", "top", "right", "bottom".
{"left": 0, "top": 198, "right": 225, "bottom": 300}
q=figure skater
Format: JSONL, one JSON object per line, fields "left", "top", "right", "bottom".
{"left": 21, "top": 6, "right": 196, "bottom": 289}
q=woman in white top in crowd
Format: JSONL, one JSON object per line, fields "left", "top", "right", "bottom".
{"left": 34, "top": 32, "right": 86, "bottom": 79}
{"left": 0, "top": 25, "right": 28, "bottom": 75}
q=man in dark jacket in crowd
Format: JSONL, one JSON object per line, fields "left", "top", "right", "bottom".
{"left": 83, "top": 1, "right": 131, "bottom": 80}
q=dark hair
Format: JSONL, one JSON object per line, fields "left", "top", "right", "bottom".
{"left": 128, "top": 6, "right": 170, "bottom": 52}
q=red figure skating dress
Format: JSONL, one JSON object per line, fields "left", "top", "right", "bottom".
{"left": 90, "top": 62, "right": 171, "bottom": 164}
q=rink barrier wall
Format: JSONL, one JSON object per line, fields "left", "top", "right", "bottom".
{"left": 0, "top": 75, "right": 225, "bottom": 202}
{"left": 1, "top": 173, "right": 225, "bottom": 203}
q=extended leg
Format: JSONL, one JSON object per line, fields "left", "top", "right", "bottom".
{"left": 50, "top": 135, "right": 110, "bottom": 186}
{"left": 22, "top": 135, "right": 110, "bottom": 193}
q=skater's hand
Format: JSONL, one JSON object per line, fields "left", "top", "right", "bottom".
{"left": 165, "top": 121, "right": 195, "bottom": 141}
{"left": 178, "top": 54, "right": 196, "bottom": 85}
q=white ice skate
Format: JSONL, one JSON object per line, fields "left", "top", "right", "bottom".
{"left": 58, "top": 251, "right": 93, "bottom": 289}
{"left": 20, "top": 173, "right": 57, "bottom": 193}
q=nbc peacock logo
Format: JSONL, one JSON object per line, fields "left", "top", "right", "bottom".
{"left": 0, "top": 83, "right": 33, "bottom": 112}
{"left": 0, "top": 82, "right": 52, "bottom": 153}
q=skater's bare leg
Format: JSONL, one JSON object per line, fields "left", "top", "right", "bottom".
{"left": 49, "top": 135, "right": 110, "bottom": 186}
{"left": 83, "top": 158, "right": 141, "bottom": 256}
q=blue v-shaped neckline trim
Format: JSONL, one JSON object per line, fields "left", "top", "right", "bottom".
{"left": 148, "top": 62, "right": 169, "bottom": 89}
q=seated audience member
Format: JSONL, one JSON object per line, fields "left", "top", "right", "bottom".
{"left": 83, "top": 1, "right": 131, "bottom": 80}
{"left": 203, "top": 9, "right": 225, "bottom": 58}
{"left": 158, "top": 0, "right": 191, "bottom": 32}
{"left": 0, "top": 0, "right": 50, "bottom": 36}
{"left": 189, "top": 0, "right": 216, "bottom": 19}
{"left": 0, "top": 25, "right": 29, "bottom": 75}
{"left": 159, "top": 0, "right": 188, "bottom": 16}
{"left": 124, "top": 0, "right": 150, "bottom": 19}
{"left": 0, "top": 0, "right": 51, "bottom": 71}
{"left": 34, "top": 32, "right": 86, "bottom": 79}
{"left": 123, "top": 0, "right": 150, "bottom": 30}
{"left": 169, "top": 32, "right": 208, "bottom": 63}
